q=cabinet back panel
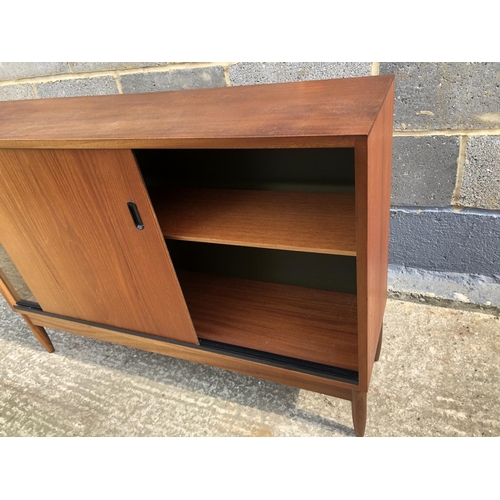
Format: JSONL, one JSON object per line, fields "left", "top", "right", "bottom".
{"left": 167, "top": 240, "right": 357, "bottom": 294}
{"left": 135, "top": 148, "right": 354, "bottom": 192}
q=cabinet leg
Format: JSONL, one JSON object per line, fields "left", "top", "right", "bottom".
{"left": 351, "top": 391, "right": 367, "bottom": 437}
{"left": 1, "top": 273, "right": 54, "bottom": 353}
{"left": 375, "top": 326, "right": 383, "bottom": 362}
{"left": 22, "top": 315, "right": 54, "bottom": 353}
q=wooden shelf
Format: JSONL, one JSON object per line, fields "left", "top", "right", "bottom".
{"left": 152, "top": 188, "right": 356, "bottom": 256}
{"left": 177, "top": 271, "right": 358, "bottom": 371}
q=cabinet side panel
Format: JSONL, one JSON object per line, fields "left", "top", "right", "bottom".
{"left": 355, "top": 83, "right": 394, "bottom": 389}
{"left": 0, "top": 149, "right": 198, "bottom": 344}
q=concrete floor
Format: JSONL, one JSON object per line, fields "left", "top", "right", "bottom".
{"left": 0, "top": 298, "right": 498, "bottom": 437}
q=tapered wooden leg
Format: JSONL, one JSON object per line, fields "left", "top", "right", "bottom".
{"left": 1, "top": 272, "right": 54, "bottom": 353}
{"left": 375, "top": 326, "right": 383, "bottom": 362}
{"left": 351, "top": 391, "right": 367, "bottom": 437}
{"left": 22, "top": 315, "right": 54, "bottom": 353}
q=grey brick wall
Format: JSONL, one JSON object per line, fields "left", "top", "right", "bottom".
{"left": 37, "top": 76, "right": 119, "bottom": 98}
{"left": 229, "top": 62, "right": 371, "bottom": 85}
{"left": 380, "top": 62, "right": 500, "bottom": 131}
{"left": 378, "top": 62, "right": 500, "bottom": 213}
{"left": 120, "top": 66, "right": 226, "bottom": 93}
{"left": 0, "top": 62, "right": 69, "bottom": 81}
{"left": 377, "top": 62, "right": 500, "bottom": 283}
{"left": 391, "top": 136, "right": 460, "bottom": 206}
{"left": 0, "top": 61, "right": 498, "bottom": 283}
{"left": 460, "top": 136, "right": 500, "bottom": 210}
{"left": 0, "top": 84, "right": 35, "bottom": 101}
{"left": 0, "top": 62, "right": 228, "bottom": 100}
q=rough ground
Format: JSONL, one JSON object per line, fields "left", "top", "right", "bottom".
{"left": 0, "top": 298, "right": 498, "bottom": 437}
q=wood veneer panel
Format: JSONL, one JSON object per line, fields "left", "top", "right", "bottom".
{"left": 0, "top": 149, "right": 198, "bottom": 344}
{"left": 154, "top": 188, "right": 356, "bottom": 255}
{"left": 351, "top": 391, "right": 367, "bottom": 437}
{"left": 23, "top": 309, "right": 357, "bottom": 397}
{"left": 355, "top": 80, "right": 394, "bottom": 390}
{"left": 177, "top": 271, "right": 358, "bottom": 371}
{"left": 0, "top": 76, "right": 394, "bottom": 149}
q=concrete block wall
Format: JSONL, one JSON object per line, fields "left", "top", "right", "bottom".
{"left": 377, "top": 63, "right": 500, "bottom": 310}
{"left": 1, "top": 62, "right": 498, "bottom": 308}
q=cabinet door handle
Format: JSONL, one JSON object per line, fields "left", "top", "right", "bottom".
{"left": 127, "top": 202, "right": 144, "bottom": 230}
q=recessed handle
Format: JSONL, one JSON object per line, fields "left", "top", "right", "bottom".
{"left": 127, "top": 202, "right": 144, "bottom": 230}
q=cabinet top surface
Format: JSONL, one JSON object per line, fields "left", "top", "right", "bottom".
{"left": 0, "top": 75, "right": 394, "bottom": 149}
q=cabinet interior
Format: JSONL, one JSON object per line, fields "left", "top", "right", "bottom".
{"left": 134, "top": 148, "right": 359, "bottom": 373}
{"left": 134, "top": 148, "right": 355, "bottom": 192}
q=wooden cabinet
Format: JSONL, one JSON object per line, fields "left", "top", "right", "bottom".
{"left": 0, "top": 75, "right": 394, "bottom": 436}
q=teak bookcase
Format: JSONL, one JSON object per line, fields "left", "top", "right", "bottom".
{"left": 0, "top": 75, "right": 394, "bottom": 436}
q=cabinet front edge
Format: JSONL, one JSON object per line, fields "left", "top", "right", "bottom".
{"left": 0, "top": 136, "right": 361, "bottom": 150}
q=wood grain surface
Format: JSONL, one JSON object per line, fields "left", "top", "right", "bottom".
{"left": 22, "top": 315, "right": 55, "bottom": 353}
{"left": 0, "top": 74, "right": 396, "bottom": 436}
{"left": 351, "top": 391, "right": 367, "bottom": 437}
{"left": 177, "top": 271, "right": 358, "bottom": 370}
{"left": 355, "top": 80, "right": 394, "bottom": 390}
{"left": 0, "top": 76, "right": 394, "bottom": 149}
{"left": 153, "top": 188, "right": 356, "bottom": 255}
{"left": 23, "top": 309, "right": 357, "bottom": 397}
{"left": 0, "top": 149, "right": 198, "bottom": 344}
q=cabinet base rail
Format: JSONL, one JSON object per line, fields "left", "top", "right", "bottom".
{"left": 14, "top": 304, "right": 368, "bottom": 435}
